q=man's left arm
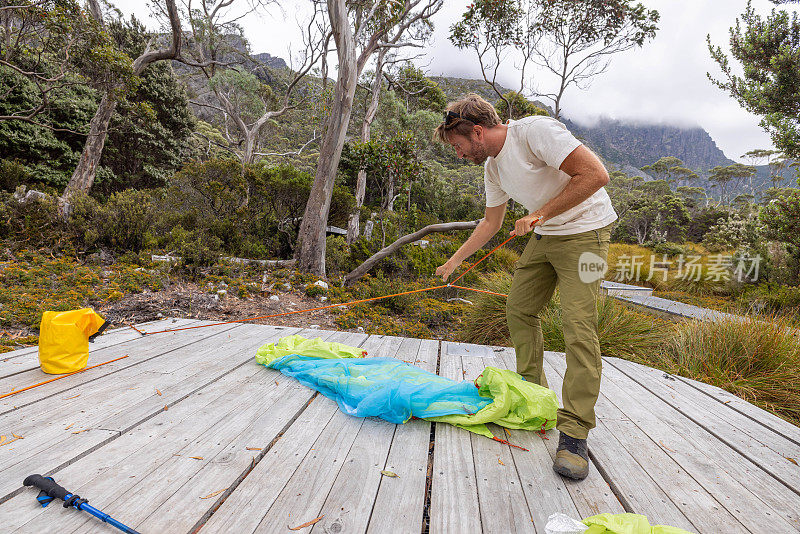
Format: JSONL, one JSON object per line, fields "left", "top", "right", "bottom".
{"left": 513, "top": 145, "right": 609, "bottom": 237}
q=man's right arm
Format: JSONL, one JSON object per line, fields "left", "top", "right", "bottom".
{"left": 435, "top": 203, "right": 507, "bottom": 282}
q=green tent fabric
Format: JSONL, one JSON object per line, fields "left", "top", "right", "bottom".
{"left": 256, "top": 334, "right": 368, "bottom": 363}
{"left": 582, "top": 513, "right": 694, "bottom": 534}
{"left": 256, "top": 335, "right": 557, "bottom": 439}
{"left": 428, "top": 366, "right": 558, "bottom": 438}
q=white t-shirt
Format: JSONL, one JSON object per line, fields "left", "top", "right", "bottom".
{"left": 484, "top": 116, "right": 618, "bottom": 235}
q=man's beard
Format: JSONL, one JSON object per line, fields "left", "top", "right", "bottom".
{"left": 468, "top": 140, "right": 489, "bottom": 164}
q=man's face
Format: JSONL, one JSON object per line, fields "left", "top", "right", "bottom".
{"left": 447, "top": 129, "right": 488, "bottom": 165}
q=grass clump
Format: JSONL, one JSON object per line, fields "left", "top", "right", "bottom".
{"left": 458, "top": 271, "right": 672, "bottom": 359}
{"left": 650, "top": 314, "right": 800, "bottom": 426}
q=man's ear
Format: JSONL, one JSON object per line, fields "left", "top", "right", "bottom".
{"left": 473, "top": 124, "right": 484, "bottom": 140}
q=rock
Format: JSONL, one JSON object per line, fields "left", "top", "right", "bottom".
{"left": 13, "top": 186, "right": 48, "bottom": 204}
{"left": 320, "top": 296, "right": 328, "bottom": 302}
{"left": 101, "top": 270, "right": 114, "bottom": 278}
{"left": 357, "top": 327, "right": 365, "bottom": 333}
{"left": 156, "top": 313, "right": 164, "bottom": 318}
{"left": 219, "top": 282, "right": 228, "bottom": 289}
{"left": 99, "top": 249, "right": 114, "bottom": 264}
{"left": 269, "top": 295, "right": 280, "bottom": 302}
{"left": 309, "top": 324, "right": 320, "bottom": 329}
{"left": 86, "top": 253, "right": 101, "bottom": 264}
{"left": 313, "top": 280, "right": 329, "bottom": 290}
{"left": 217, "top": 289, "right": 228, "bottom": 299}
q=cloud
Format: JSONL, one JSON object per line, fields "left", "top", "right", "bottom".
{"left": 113, "top": 0, "right": 797, "bottom": 161}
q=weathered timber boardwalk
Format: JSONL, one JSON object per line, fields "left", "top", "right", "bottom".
{"left": 1, "top": 318, "right": 799, "bottom": 533}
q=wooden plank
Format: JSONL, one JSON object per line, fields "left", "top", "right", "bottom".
{"left": 541, "top": 352, "right": 698, "bottom": 531}
{"left": 311, "top": 338, "right": 427, "bottom": 532}
{"left": 248, "top": 334, "right": 403, "bottom": 534}
{"left": 607, "top": 356, "right": 800, "bottom": 493}
{"left": 457, "top": 349, "right": 535, "bottom": 533}
{"left": 196, "top": 332, "right": 375, "bottom": 534}
{"left": 599, "top": 361, "right": 800, "bottom": 533}
{"left": 0, "top": 322, "right": 257, "bottom": 476}
{"left": 673, "top": 372, "right": 800, "bottom": 446}
{"left": 492, "top": 347, "right": 621, "bottom": 530}
{"left": 429, "top": 343, "right": 482, "bottom": 534}
{"left": 0, "top": 320, "right": 245, "bottom": 413}
{"left": 366, "top": 338, "right": 438, "bottom": 534}
{"left": 0, "top": 317, "right": 183, "bottom": 365}
{"left": 1, "top": 325, "right": 311, "bottom": 533}
{"left": 0, "top": 323, "right": 290, "bottom": 504}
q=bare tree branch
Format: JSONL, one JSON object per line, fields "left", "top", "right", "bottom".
{"left": 344, "top": 220, "right": 482, "bottom": 285}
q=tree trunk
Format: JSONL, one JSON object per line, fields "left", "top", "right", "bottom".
{"left": 295, "top": 0, "right": 357, "bottom": 276}
{"left": 383, "top": 175, "right": 394, "bottom": 211}
{"left": 343, "top": 220, "right": 481, "bottom": 285}
{"left": 62, "top": 92, "right": 118, "bottom": 197}
{"left": 347, "top": 169, "right": 367, "bottom": 244}
{"left": 346, "top": 48, "right": 385, "bottom": 246}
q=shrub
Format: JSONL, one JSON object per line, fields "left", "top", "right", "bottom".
{"left": 652, "top": 241, "right": 685, "bottom": 257}
{"left": 305, "top": 284, "right": 326, "bottom": 298}
{"left": 737, "top": 283, "right": 800, "bottom": 315}
{"left": 69, "top": 189, "right": 155, "bottom": 252}
{"left": 457, "top": 271, "right": 513, "bottom": 346}
{"left": 0, "top": 159, "right": 29, "bottom": 192}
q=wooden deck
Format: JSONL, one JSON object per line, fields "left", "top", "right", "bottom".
{"left": 1, "top": 318, "right": 799, "bottom": 533}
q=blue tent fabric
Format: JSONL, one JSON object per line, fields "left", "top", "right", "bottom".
{"left": 257, "top": 335, "right": 558, "bottom": 439}
{"left": 266, "top": 354, "right": 493, "bottom": 423}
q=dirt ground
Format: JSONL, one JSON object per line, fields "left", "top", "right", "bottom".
{"left": 95, "top": 282, "right": 346, "bottom": 332}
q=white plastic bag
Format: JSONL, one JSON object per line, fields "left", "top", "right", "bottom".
{"left": 545, "top": 513, "right": 589, "bottom": 534}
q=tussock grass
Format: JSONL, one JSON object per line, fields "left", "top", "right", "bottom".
{"left": 458, "top": 272, "right": 673, "bottom": 360}
{"left": 648, "top": 314, "right": 800, "bottom": 426}
{"left": 457, "top": 271, "right": 513, "bottom": 346}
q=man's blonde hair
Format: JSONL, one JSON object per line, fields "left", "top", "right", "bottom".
{"left": 433, "top": 93, "right": 502, "bottom": 143}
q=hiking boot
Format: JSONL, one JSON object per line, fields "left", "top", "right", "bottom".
{"left": 553, "top": 431, "right": 589, "bottom": 480}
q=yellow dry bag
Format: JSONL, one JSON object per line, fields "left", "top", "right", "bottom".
{"left": 38, "top": 308, "right": 108, "bottom": 374}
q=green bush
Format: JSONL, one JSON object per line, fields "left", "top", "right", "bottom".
{"left": 0, "top": 159, "right": 29, "bottom": 192}
{"left": 69, "top": 189, "right": 155, "bottom": 252}
{"left": 305, "top": 284, "right": 326, "bottom": 298}
{"left": 738, "top": 283, "right": 800, "bottom": 314}
{"left": 652, "top": 241, "right": 686, "bottom": 257}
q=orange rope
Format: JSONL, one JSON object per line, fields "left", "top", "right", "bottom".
{"left": 129, "top": 324, "right": 145, "bottom": 336}
{"left": 449, "top": 284, "right": 508, "bottom": 298}
{"left": 0, "top": 355, "right": 130, "bottom": 400}
{"left": 449, "top": 233, "right": 518, "bottom": 285}
{"left": 136, "top": 231, "right": 522, "bottom": 336}
{"left": 139, "top": 285, "right": 449, "bottom": 335}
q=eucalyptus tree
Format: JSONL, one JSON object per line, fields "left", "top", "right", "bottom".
{"left": 450, "top": 0, "right": 659, "bottom": 119}
{"left": 296, "top": 0, "right": 443, "bottom": 276}
{"left": 177, "top": 0, "right": 328, "bottom": 169}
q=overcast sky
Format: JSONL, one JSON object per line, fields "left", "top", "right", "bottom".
{"left": 120, "top": 0, "right": 800, "bottom": 163}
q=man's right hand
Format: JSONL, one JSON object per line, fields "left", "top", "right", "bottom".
{"left": 436, "top": 260, "right": 457, "bottom": 282}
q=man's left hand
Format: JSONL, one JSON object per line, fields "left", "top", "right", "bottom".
{"left": 511, "top": 212, "right": 545, "bottom": 236}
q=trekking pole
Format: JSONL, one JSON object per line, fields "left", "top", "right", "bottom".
{"left": 23, "top": 474, "right": 141, "bottom": 534}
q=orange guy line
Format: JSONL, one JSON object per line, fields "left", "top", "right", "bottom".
{"left": 0, "top": 355, "right": 130, "bottom": 400}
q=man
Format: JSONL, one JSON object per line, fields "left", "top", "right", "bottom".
{"left": 433, "top": 93, "right": 617, "bottom": 480}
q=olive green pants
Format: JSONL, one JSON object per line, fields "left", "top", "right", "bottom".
{"left": 506, "top": 222, "right": 613, "bottom": 440}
